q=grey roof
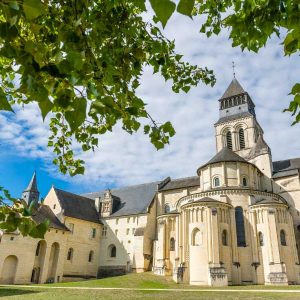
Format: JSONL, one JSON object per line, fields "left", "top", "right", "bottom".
{"left": 24, "top": 171, "right": 38, "bottom": 193}
{"left": 83, "top": 181, "right": 160, "bottom": 217}
{"left": 53, "top": 188, "right": 101, "bottom": 224}
{"left": 32, "top": 204, "right": 68, "bottom": 231}
{"left": 158, "top": 176, "right": 199, "bottom": 191}
{"left": 215, "top": 111, "right": 253, "bottom": 125}
{"left": 248, "top": 135, "right": 271, "bottom": 159}
{"left": 221, "top": 78, "right": 245, "bottom": 99}
{"left": 198, "top": 147, "right": 247, "bottom": 172}
{"left": 272, "top": 157, "right": 300, "bottom": 179}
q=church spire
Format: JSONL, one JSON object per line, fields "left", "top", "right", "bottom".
{"left": 22, "top": 171, "right": 40, "bottom": 206}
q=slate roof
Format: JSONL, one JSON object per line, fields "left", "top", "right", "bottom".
{"left": 83, "top": 181, "right": 160, "bottom": 217}
{"left": 198, "top": 147, "right": 248, "bottom": 172}
{"left": 248, "top": 135, "right": 271, "bottom": 159}
{"left": 24, "top": 171, "right": 38, "bottom": 192}
{"left": 215, "top": 111, "right": 253, "bottom": 125}
{"left": 53, "top": 188, "right": 101, "bottom": 224}
{"left": 221, "top": 79, "right": 245, "bottom": 99}
{"left": 272, "top": 157, "right": 300, "bottom": 179}
{"left": 158, "top": 176, "right": 199, "bottom": 191}
{"left": 32, "top": 204, "right": 68, "bottom": 231}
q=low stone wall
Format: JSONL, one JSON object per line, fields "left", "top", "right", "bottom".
{"left": 97, "top": 266, "right": 127, "bottom": 278}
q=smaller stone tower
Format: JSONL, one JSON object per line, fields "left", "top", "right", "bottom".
{"left": 22, "top": 171, "right": 40, "bottom": 206}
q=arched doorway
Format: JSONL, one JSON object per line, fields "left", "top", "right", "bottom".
{"left": 1, "top": 255, "right": 18, "bottom": 284}
{"left": 47, "top": 242, "right": 60, "bottom": 282}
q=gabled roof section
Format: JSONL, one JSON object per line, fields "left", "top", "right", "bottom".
{"left": 83, "top": 181, "right": 160, "bottom": 217}
{"left": 53, "top": 188, "right": 101, "bottom": 224}
{"left": 272, "top": 157, "right": 300, "bottom": 179}
{"left": 24, "top": 171, "right": 38, "bottom": 192}
{"left": 221, "top": 78, "right": 245, "bottom": 99}
{"left": 248, "top": 134, "right": 271, "bottom": 159}
{"left": 32, "top": 204, "right": 68, "bottom": 231}
{"left": 198, "top": 147, "right": 248, "bottom": 172}
{"left": 158, "top": 176, "right": 199, "bottom": 191}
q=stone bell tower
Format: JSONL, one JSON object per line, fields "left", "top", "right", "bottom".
{"left": 214, "top": 78, "right": 273, "bottom": 177}
{"left": 22, "top": 171, "right": 40, "bottom": 206}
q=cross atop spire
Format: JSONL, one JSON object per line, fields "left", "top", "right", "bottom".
{"left": 232, "top": 61, "right": 236, "bottom": 78}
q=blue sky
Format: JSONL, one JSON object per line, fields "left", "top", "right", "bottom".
{"left": 1, "top": 12, "right": 300, "bottom": 199}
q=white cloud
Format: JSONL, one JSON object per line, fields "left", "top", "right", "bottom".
{"left": 1, "top": 12, "right": 300, "bottom": 192}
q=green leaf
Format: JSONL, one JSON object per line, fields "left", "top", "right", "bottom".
{"left": 38, "top": 98, "right": 53, "bottom": 120}
{"left": 65, "top": 97, "right": 87, "bottom": 132}
{"left": 177, "top": 0, "right": 195, "bottom": 17}
{"left": 23, "top": 0, "right": 44, "bottom": 21}
{"left": 291, "top": 83, "right": 300, "bottom": 95}
{"left": 150, "top": 0, "right": 176, "bottom": 28}
{"left": 29, "top": 219, "right": 50, "bottom": 239}
{"left": 0, "top": 89, "right": 14, "bottom": 112}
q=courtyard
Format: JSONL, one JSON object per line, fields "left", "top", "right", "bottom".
{"left": 1, "top": 273, "right": 300, "bottom": 299}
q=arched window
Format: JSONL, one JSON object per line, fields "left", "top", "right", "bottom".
{"left": 35, "top": 241, "right": 41, "bottom": 256}
{"left": 258, "top": 232, "right": 264, "bottom": 246}
{"left": 213, "top": 177, "right": 220, "bottom": 187}
{"left": 239, "top": 128, "right": 245, "bottom": 149}
{"left": 67, "top": 248, "right": 73, "bottom": 261}
{"left": 222, "top": 230, "right": 228, "bottom": 246}
{"left": 191, "top": 228, "right": 203, "bottom": 246}
{"left": 226, "top": 131, "right": 233, "bottom": 150}
{"left": 242, "top": 176, "right": 248, "bottom": 187}
{"left": 108, "top": 244, "right": 117, "bottom": 257}
{"left": 280, "top": 230, "right": 287, "bottom": 246}
{"left": 170, "top": 237, "right": 175, "bottom": 251}
{"left": 88, "top": 250, "right": 94, "bottom": 262}
{"left": 235, "top": 207, "right": 246, "bottom": 247}
{"left": 164, "top": 204, "right": 170, "bottom": 213}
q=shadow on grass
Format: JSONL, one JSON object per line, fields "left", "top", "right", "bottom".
{"left": 0, "top": 288, "right": 40, "bottom": 298}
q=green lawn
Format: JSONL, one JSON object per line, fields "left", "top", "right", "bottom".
{"left": 1, "top": 272, "right": 300, "bottom": 300}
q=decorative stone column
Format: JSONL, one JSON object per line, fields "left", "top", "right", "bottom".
{"left": 207, "top": 207, "right": 228, "bottom": 286}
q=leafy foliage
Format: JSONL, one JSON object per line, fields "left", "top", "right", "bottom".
{"left": 0, "top": 0, "right": 215, "bottom": 177}
{"left": 0, "top": 187, "right": 49, "bottom": 238}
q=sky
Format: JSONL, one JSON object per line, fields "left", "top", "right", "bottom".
{"left": 0, "top": 11, "right": 300, "bottom": 199}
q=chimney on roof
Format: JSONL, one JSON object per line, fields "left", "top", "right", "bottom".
{"left": 95, "top": 197, "right": 101, "bottom": 213}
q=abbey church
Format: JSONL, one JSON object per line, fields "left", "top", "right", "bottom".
{"left": 1, "top": 79, "right": 300, "bottom": 286}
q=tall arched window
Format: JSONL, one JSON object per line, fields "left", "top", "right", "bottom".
{"left": 242, "top": 176, "right": 248, "bottom": 187}
{"left": 170, "top": 238, "right": 175, "bottom": 251}
{"left": 280, "top": 230, "right": 287, "bottom": 246}
{"left": 239, "top": 128, "right": 245, "bottom": 149}
{"left": 235, "top": 207, "right": 246, "bottom": 247}
{"left": 108, "top": 244, "right": 117, "bottom": 257}
{"left": 88, "top": 250, "right": 94, "bottom": 262}
{"left": 222, "top": 230, "right": 228, "bottom": 246}
{"left": 213, "top": 177, "right": 220, "bottom": 187}
{"left": 226, "top": 131, "right": 233, "bottom": 150}
{"left": 35, "top": 241, "right": 41, "bottom": 256}
{"left": 191, "top": 228, "right": 203, "bottom": 246}
{"left": 258, "top": 232, "right": 264, "bottom": 246}
{"left": 67, "top": 248, "right": 73, "bottom": 261}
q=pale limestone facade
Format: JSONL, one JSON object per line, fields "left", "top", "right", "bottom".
{"left": 1, "top": 78, "right": 300, "bottom": 286}
{"left": 152, "top": 79, "right": 300, "bottom": 286}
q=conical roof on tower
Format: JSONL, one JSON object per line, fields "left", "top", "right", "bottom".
{"left": 23, "top": 171, "right": 39, "bottom": 193}
{"left": 221, "top": 78, "right": 245, "bottom": 99}
{"left": 197, "top": 147, "right": 248, "bottom": 174}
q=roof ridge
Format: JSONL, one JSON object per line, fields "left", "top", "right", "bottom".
{"left": 54, "top": 187, "right": 93, "bottom": 201}
{"left": 273, "top": 157, "right": 300, "bottom": 163}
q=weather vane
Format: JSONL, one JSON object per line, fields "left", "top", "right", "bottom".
{"left": 232, "top": 61, "right": 236, "bottom": 78}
